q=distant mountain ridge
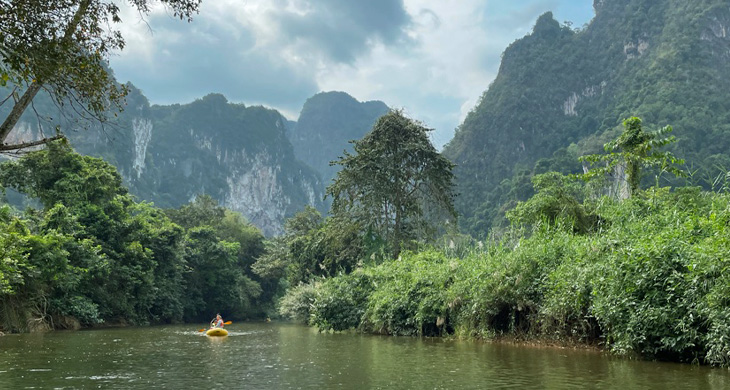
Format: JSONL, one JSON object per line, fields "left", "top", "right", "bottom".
{"left": 4, "top": 87, "right": 322, "bottom": 235}
{"left": 3, "top": 87, "right": 389, "bottom": 235}
{"left": 443, "top": 0, "right": 730, "bottom": 235}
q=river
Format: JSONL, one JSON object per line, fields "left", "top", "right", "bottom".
{"left": 0, "top": 322, "right": 727, "bottom": 389}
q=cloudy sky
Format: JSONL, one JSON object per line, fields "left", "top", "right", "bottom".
{"left": 110, "top": 0, "right": 594, "bottom": 149}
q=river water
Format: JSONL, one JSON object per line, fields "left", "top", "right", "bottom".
{"left": 0, "top": 322, "right": 727, "bottom": 389}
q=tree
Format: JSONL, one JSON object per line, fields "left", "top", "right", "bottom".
{"left": 0, "top": 139, "right": 128, "bottom": 208}
{"left": 579, "top": 117, "right": 685, "bottom": 198}
{"left": 165, "top": 194, "right": 225, "bottom": 230}
{"left": 327, "top": 110, "right": 457, "bottom": 258}
{"left": 0, "top": 0, "right": 201, "bottom": 152}
{"left": 252, "top": 207, "right": 364, "bottom": 287}
{"left": 0, "top": 141, "right": 187, "bottom": 324}
{"left": 166, "top": 195, "right": 268, "bottom": 320}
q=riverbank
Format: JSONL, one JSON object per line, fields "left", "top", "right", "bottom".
{"left": 282, "top": 188, "right": 730, "bottom": 367}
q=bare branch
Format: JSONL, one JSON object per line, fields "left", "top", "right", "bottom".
{"left": 0, "top": 134, "right": 66, "bottom": 152}
{"left": 0, "top": 86, "right": 18, "bottom": 107}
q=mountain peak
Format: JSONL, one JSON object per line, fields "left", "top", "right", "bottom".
{"left": 533, "top": 12, "right": 560, "bottom": 35}
{"left": 290, "top": 92, "right": 389, "bottom": 186}
{"left": 444, "top": 0, "right": 730, "bottom": 236}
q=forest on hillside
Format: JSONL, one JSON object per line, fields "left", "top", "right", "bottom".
{"left": 443, "top": 1, "right": 730, "bottom": 236}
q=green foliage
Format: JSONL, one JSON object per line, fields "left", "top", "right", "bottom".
{"left": 0, "top": 140, "right": 128, "bottom": 208}
{"left": 507, "top": 172, "right": 600, "bottom": 234}
{"left": 167, "top": 195, "right": 268, "bottom": 321}
{"left": 254, "top": 207, "right": 365, "bottom": 288}
{"left": 181, "top": 226, "right": 242, "bottom": 321}
{"left": 278, "top": 282, "right": 317, "bottom": 324}
{"left": 310, "top": 272, "right": 372, "bottom": 332}
{"left": 446, "top": 227, "right": 574, "bottom": 338}
{"left": 0, "top": 143, "right": 273, "bottom": 331}
{"left": 361, "top": 251, "right": 453, "bottom": 336}
{"left": 166, "top": 194, "right": 225, "bottom": 230}
{"left": 296, "top": 187, "right": 730, "bottom": 366}
{"left": 328, "top": 110, "right": 457, "bottom": 257}
{"left": 0, "top": 202, "right": 104, "bottom": 331}
{"left": 0, "top": 206, "right": 29, "bottom": 294}
{"left": 252, "top": 237, "right": 289, "bottom": 280}
{"left": 579, "top": 117, "right": 685, "bottom": 197}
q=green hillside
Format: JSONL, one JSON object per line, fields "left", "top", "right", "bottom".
{"left": 443, "top": 0, "right": 730, "bottom": 236}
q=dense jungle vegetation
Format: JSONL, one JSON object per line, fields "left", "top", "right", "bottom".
{"left": 275, "top": 116, "right": 730, "bottom": 367}
{"left": 0, "top": 141, "right": 276, "bottom": 331}
{"left": 283, "top": 186, "right": 730, "bottom": 367}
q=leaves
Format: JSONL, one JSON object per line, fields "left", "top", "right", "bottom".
{"left": 579, "top": 117, "right": 685, "bottom": 197}
{"left": 0, "top": 143, "right": 271, "bottom": 330}
{"left": 328, "top": 110, "right": 457, "bottom": 257}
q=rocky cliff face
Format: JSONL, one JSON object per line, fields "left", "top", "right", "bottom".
{"left": 133, "top": 92, "right": 324, "bottom": 236}
{"left": 6, "top": 87, "right": 324, "bottom": 236}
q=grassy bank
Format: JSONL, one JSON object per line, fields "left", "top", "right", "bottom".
{"left": 281, "top": 188, "right": 730, "bottom": 366}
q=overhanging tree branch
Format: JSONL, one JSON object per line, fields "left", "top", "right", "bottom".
{"left": 0, "top": 0, "right": 91, "bottom": 149}
{"left": 0, "top": 134, "right": 65, "bottom": 151}
{"left": 0, "top": 0, "right": 201, "bottom": 152}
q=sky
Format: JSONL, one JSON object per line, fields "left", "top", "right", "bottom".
{"left": 110, "top": 0, "right": 595, "bottom": 149}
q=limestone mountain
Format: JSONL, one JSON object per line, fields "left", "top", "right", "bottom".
{"left": 288, "top": 91, "right": 389, "bottom": 187}
{"left": 4, "top": 87, "right": 324, "bottom": 236}
{"left": 443, "top": 0, "right": 730, "bottom": 236}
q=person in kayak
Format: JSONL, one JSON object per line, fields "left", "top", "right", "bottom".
{"left": 211, "top": 313, "right": 224, "bottom": 328}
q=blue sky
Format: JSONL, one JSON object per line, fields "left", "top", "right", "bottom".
{"left": 110, "top": 1, "right": 595, "bottom": 149}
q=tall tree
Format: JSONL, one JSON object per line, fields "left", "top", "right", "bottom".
{"left": 0, "top": 0, "right": 201, "bottom": 151}
{"left": 327, "top": 110, "right": 457, "bottom": 258}
{"left": 580, "top": 117, "right": 685, "bottom": 198}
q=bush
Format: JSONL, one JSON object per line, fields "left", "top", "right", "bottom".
{"left": 53, "top": 296, "right": 102, "bottom": 326}
{"left": 278, "top": 282, "right": 317, "bottom": 324}
{"left": 310, "top": 272, "right": 372, "bottom": 331}
{"left": 361, "top": 251, "right": 453, "bottom": 336}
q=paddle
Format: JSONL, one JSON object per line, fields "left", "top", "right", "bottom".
{"left": 198, "top": 321, "right": 232, "bottom": 332}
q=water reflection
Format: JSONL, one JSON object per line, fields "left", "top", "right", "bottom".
{"left": 0, "top": 323, "right": 727, "bottom": 389}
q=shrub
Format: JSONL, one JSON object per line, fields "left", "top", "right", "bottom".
{"left": 361, "top": 251, "right": 453, "bottom": 336}
{"left": 278, "top": 282, "right": 317, "bottom": 324}
{"left": 310, "top": 271, "right": 372, "bottom": 331}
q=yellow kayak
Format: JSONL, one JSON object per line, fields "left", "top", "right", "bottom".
{"left": 206, "top": 328, "right": 228, "bottom": 337}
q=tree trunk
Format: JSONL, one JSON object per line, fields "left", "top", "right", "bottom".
{"left": 393, "top": 210, "right": 402, "bottom": 259}
{"left": 0, "top": 82, "right": 44, "bottom": 144}
{"left": 0, "top": 0, "right": 92, "bottom": 149}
